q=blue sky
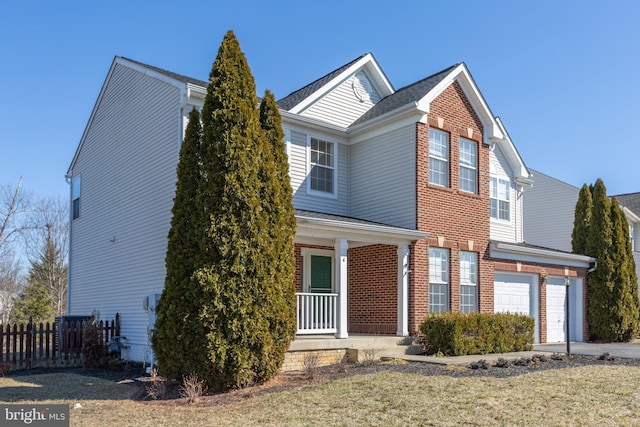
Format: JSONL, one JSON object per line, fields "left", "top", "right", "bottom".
{"left": 1, "top": 1, "right": 639, "bottom": 200}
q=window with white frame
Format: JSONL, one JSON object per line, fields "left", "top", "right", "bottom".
{"left": 460, "top": 251, "right": 478, "bottom": 313}
{"left": 429, "top": 128, "right": 449, "bottom": 187}
{"left": 309, "top": 137, "right": 335, "bottom": 195}
{"left": 459, "top": 138, "right": 477, "bottom": 193}
{"left": 72, "top": 175, "right": 81, "bottom": 220}
{"left": 490, "top": 177, "right": 510, "bottom": 221}
{"left": 429, "top": 248, "right": 449, "bottom": 313}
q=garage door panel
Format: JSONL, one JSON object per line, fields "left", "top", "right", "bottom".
{"left": 494, "top": 276, "right": 532, "bottom": 316}
{"left": 546, "top": 283, "right": 567, "bottom": 343}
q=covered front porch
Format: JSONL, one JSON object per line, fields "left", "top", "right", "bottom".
{"left": 294, "top": 210, "right": 427, "bottom": 339}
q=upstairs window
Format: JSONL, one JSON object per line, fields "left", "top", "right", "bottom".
{"left": 429, "top": 129, "right": 449, "bottom": 187}
{"left": 72, "top": 175, "right": 81, "bottom": 220}
{"left": 309, "top": 137, "right": 335, "bottom": 195}
{"left": 459, "top": 138, "right": 477, "bottom": 193}
{"left": 460, "top": 251, "right": 478, "bottom": 313}
{"left": 490, "top": 177, "right": 510, "bottom": 221}
{"left": 429, "top": 248, "right": 449, "bottom": 313}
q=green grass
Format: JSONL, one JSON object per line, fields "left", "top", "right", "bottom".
{"left": 1, "top": 365, "right": 640, "bottom": 426}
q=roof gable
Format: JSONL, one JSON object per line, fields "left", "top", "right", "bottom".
{"left": 68, "top": 57, "right": 192, "bottom": 174}
{"left": 494, "top": 117, "right": 531, "bottom": 182}
{"left": 277, "top": 53, "right": 394, "bottom": 119}
{"left": 416, "top": 63, "right": 503, "bottom": 144}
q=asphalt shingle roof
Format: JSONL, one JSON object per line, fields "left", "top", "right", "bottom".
{"left": 612, "top": 193, "right": 640, "bottom": 217}
{"left": 120, "top": 56, "right": 209, "bottom": 88}
{"left": 350, "top": 64, "right": 458, "bottom": 126}
{"left": 276, "top": 54, "right": 370, "bottom": 111}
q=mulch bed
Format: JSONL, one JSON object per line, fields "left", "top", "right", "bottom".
{"left": 7, "top": 353, "right": 640, "bottom": 406}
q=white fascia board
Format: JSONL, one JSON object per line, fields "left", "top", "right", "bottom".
{"left": 347, "top": 102, "right": 426, "bottom": 143}
{"left": 296, "top": 215, "right": 428, "bottom": 246}
{"left": 416, "top": 64, "right": 503, "bottom": 145}
{"left": 289, "top": 53, "right": 391, "bottom": 114}
{"left": 622, "top": 206, "right": 640, "bottom": 224}
{"left": 490, "top": 242, "right": 595, "bottom": 268}
{"left": 495, "top": 117, "right": 530, "bottom": 180}
{"left": 186, "top": 83, "right": 206, "bottom": 103}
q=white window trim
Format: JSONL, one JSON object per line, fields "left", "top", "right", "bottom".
{"left": 460, "top": 251, "right": 478, "bottom": 313}
{"left": 306, "top": 135, "right": 338, "bottom": 199}
{"left": 301, "top": 248, "right": 335, "bottom": 293}
{"left": 72, "top": 175, "right": 81, "bottom": 220}
{"left": 429, "top": 247, "right": 450, "bottom": 313}
{"left": 459, "top": 138, "right": 477, "bottom": 194}
{"left": 490, "top": 175, "right": 511, "bottom": 223}
{"left": 429, "top": 128, "right": 449, "bottom": 187}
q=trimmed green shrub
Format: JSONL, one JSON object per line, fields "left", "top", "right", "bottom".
{"left": 419, "top": 312, "right": 534, "bottom": 356}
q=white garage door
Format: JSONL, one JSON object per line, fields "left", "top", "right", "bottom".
{"left": 546, "top": 282, "right": 566, "bottom": 343}
{"left": 494, "top": 274, "right": 532, "bottom": 315}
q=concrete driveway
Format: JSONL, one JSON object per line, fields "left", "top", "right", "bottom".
{"left": 534, "top": 341, "right": 640, "bottom": 359}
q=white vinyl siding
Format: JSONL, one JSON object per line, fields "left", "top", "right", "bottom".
{"left": 429, "top": 128, "right": 449, "bottom": 187}
{"left": 491, "top": 177, "right": 511, "bottom": 220}
{"left": 68, "top": 63, "right": 183, "bottom": 362}
{"left": 489, "top": 145, "right": 521, "bottom": 242}
{"left": 287, "top": 129, "right": 349, "bottom": 215}
{"left": 460, "top": 251, "right": 478, "bottom": 313}
{"left": 522, "top": 169, "right": 579, "bottom": 253}
{"left": 459, "top": 138, "right": 477, "bottom": 193}
{"left": 301, "top": 71, "right": 381, "bottom": 128}
{"left": 429, "top": 248, "right": 449, "bottom": 313}
{"left": 351, "top": 125, "right": 416, "bottom": 228}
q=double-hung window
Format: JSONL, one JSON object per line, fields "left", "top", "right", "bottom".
{"left": 309, "top": 137, "right": 335, "bottom": 195}
{"left": 429, "top": 129, "right": 449, "bottom": 187}
{"left": 459, "top": 138, "right": 477, "bottom": 193}
{"left": 490, "top": 177, "right": 510, "bottom": 221}
{"left": 429, "top": 248, "right": 449, "bottom": 313}
{"left": 460, "top": 251, "right": 478, "bottom": 313}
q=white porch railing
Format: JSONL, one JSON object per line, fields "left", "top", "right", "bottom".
{"left": 296, "top": 292, "right": 338, "bottom": 334}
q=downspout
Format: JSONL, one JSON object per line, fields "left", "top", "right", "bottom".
{"left": 64, "top": 173, "right": 73, "bottom": 314}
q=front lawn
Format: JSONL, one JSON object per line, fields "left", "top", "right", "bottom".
{"left": 1, "top": 361, "right": 639, "bottom": 426}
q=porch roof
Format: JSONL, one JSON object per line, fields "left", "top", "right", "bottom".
{"left": 295, "top": 209, "right": 428, "bottom": 247}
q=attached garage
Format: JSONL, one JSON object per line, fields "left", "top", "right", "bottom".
{"left": 545, "top": 277, "right": 583, "bottom": 343}
{"left": 494, "top": 273, "right": 539, "bottom": 343}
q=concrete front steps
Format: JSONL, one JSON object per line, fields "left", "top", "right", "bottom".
{"left": 283, "top": 334, "right": 423, "bottom": 371}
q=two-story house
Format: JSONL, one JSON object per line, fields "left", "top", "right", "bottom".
{"left": 67, "top": 54, "right": 593, "bottom": 362}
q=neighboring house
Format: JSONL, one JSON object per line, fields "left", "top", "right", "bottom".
{"left": 523, "top": 169, "right": 640, "bottom": 291}
{"left": 67, "top": 54, "right": 593, "bottom": 362}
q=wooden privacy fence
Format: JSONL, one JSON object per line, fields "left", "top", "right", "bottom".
{"left": 0, "top": 313, "right": 120, "bottom": 371}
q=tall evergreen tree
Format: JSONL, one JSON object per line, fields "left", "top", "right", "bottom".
{"left": 571, "top": 184, "right": 593, "bottom": 255}
{"left": 257, "top": 90, "right": 297, "bottom": 377}
{"left": 152, "top": 108, "right": 209, "bottom": 379}
{"left": 609, "top": 198, "right": 640, "bottom": 340}
{"left": 586, "top": 179, "right": 613, "bottom": 340}
{"left": 187, "top": 30, "right": 296, "bottom": 390}
{"left": 12, "top": 280, "right": 54, "bottom": 324}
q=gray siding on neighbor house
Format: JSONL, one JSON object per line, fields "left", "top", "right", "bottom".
{"left": 287, "top": 129, "right": 350, "bottom": 216}
{"left": 350, "top": 124, "right": 416, "bottom": 228}
{"left": 522, "top": 169, "right": 578, "bottom": 253}
{"left": 68, "top": 63, "right": 183, "bottom": 362}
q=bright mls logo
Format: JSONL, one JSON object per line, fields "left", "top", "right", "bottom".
{"left": 0, "top": 405, "right": 68, "bottom": 426}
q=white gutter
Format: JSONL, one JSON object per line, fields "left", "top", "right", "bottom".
{"left": 490, "top": 241, "right": 595, "bottom": 268}
{"left": 296, "top": 213, "right": 428, "bottom": 245}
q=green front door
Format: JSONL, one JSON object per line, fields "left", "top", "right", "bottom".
{"left": 310, "top": 255, "right": 332, "bottom": 293}
{"left": 310, "top": 255, "right": 333, "bottom": 328}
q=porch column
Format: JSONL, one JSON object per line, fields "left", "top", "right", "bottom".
{"left": 335, "top": 238, "right": 348, "bottom": 339}
{"left": 397, "top": 244, "right": 410, "bottom": 336}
